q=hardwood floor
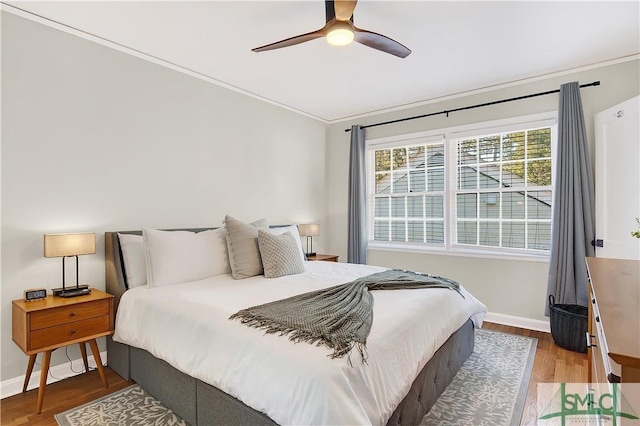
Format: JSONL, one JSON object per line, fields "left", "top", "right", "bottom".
{"left": 1, "top": 368, "right": 131, "bottom": 426}
{"left": 1, "top": 322, "right": 587, "bottom": 426}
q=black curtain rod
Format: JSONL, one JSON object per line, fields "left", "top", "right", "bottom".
{"left": 344, "top": 81, "right": 601, "bottom": 132}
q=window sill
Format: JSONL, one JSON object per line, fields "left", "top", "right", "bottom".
{"left": 367, "top": 241, "right": 550, "bottom": 263}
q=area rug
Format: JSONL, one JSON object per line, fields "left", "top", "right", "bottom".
{"left": 421, "top": 328, "right": 537, "bottom": 426}
{"left": 56, "top": 329, "right": 536, "bottom": 426}
{"left": 54, "top": 384, "right": 186, "bottom": 426}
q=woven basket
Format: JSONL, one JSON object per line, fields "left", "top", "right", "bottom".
{"left": 548, "top": 295, "right": 588, "bottom": 353}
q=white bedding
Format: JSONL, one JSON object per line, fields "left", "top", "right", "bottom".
{"left": 114, "top": 261, "right": 487, "bottom": 426}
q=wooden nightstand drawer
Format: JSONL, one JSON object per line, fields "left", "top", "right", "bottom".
{"left": 31, "top": 315, "right": 110, "bottom": 350}
{"left": 30, "top": 299, "right": 110, "bottom": 330}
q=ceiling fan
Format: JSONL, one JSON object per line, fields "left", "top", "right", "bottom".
{"left": 251, "top": 0, "right": 411, "bottom": 58}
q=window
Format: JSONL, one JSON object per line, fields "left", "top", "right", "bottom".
{"left": 373, "top": 139, "right": 446, "bottom": 245}
{"left": 367, "top": 114, "right": 556, "bottom": 258}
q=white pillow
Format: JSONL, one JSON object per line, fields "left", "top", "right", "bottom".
{"left": 270, "top": 225, "right": 306, "bottom": 262}
{"left": 143, "top": 228, "right": 229, "bottom": 287}
{"left": 117, "top": 233, "right": 147, "bottom": 288}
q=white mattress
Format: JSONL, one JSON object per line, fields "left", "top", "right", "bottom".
{"left": 114, "top": 261, "right": 487, "bottom": 426}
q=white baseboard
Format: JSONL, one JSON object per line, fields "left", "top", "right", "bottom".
{"left": 484, "top": 312, "right": 551, "bottom": 333}
{"left": 0, "top": 351, "right": 107, "bottom": 400}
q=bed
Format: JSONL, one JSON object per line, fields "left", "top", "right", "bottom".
{"left": 105, "top": 226, "right": 487, "bottom": 426}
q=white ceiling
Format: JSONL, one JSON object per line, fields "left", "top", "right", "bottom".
{"left": 5, "top": 1, "right": 640, "bottom": 122}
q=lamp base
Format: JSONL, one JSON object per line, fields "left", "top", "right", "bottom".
{"left": 53, "top": 284, "right": 90, "bottom": 297}
{"left": 305, "top": 252, "right": 317, "bottom": 258}
{"left": 58, "top": 287, "right": 91, "bottom": 298}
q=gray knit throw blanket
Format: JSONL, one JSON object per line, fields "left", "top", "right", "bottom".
{"left": 229, "top": 269, "right": 463, "bottom": 364}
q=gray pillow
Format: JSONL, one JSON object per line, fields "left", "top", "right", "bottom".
{"left": 224, "top": 215, "right": 269, "bottom": 279}
{"left": 258, "top": 230, "right": 305, "bottom": 279}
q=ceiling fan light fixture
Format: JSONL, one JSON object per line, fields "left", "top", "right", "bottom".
{"left": 251, "top": 0, "right": 411, "bottom": 57}
{"left": 326, "top": 22, "right": 354, "bottom": 46}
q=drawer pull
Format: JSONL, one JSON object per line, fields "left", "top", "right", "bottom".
{"left": 586, "top": 332, "right": 597, "bottom": 348}
{"left": 70, "top": 329, "right": 77, "bottom": 334}
{"left": 70, "top": 312, "right": 76, "bottom": 317}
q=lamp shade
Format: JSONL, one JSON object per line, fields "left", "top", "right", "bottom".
{"left": 298, "top": 224, "right": 320, "bottom": 237}
{"left": 44, "top": 232, "right": 96, "bottom": 258}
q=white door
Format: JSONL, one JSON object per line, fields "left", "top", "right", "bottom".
{"left": 594, "top": 95, "right": 640, "bottom": 260}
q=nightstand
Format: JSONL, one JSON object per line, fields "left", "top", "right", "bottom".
{"left": 306, "top": 254, "right": 339, "bottom": 262}
{"left": 12, "top": 288, "right": 114, "bottom": 413}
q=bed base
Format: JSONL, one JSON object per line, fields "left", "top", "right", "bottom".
{"left": 105, "top": 230, "right": 475, "bottom": 426}
{"left": 110, "top": 319, "right": 473, "bottom": 426}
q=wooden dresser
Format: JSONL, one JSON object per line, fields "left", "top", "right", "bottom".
{"left": 586, "top": 257, "right": 640, "bottom": 388}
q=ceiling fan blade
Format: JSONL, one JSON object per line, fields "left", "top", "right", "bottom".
{"left": 252, "top": 28, "right": 325, "bottom": 52}
{"left": 353, "top": 27, "right": 411, "bottom": 58}
{"left": 334, "top": 0, "right": 358, "bottom": 21}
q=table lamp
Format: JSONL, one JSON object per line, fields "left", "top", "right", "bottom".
{"left": 298, "top": 224, "right": 319, "bottom": 257}
{"left": 44, "top": 232, "right": 95, "bottom": 297}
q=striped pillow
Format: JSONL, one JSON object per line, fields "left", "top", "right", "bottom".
{"left": 224, "top": 215, "right": 269, "bottom": 279}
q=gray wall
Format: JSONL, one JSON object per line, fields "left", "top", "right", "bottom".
{"left": 326, "top": 59, "right": 640, "bottom": 323}
{"left": 1, "top": 13, "right": 326, "bottom": 382}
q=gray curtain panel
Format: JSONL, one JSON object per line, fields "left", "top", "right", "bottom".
{"left": 545, "top": 82, "right": 595, "bottom": 315}
{"left": 348, "top": 125, "right": 367, "bottom": 264}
